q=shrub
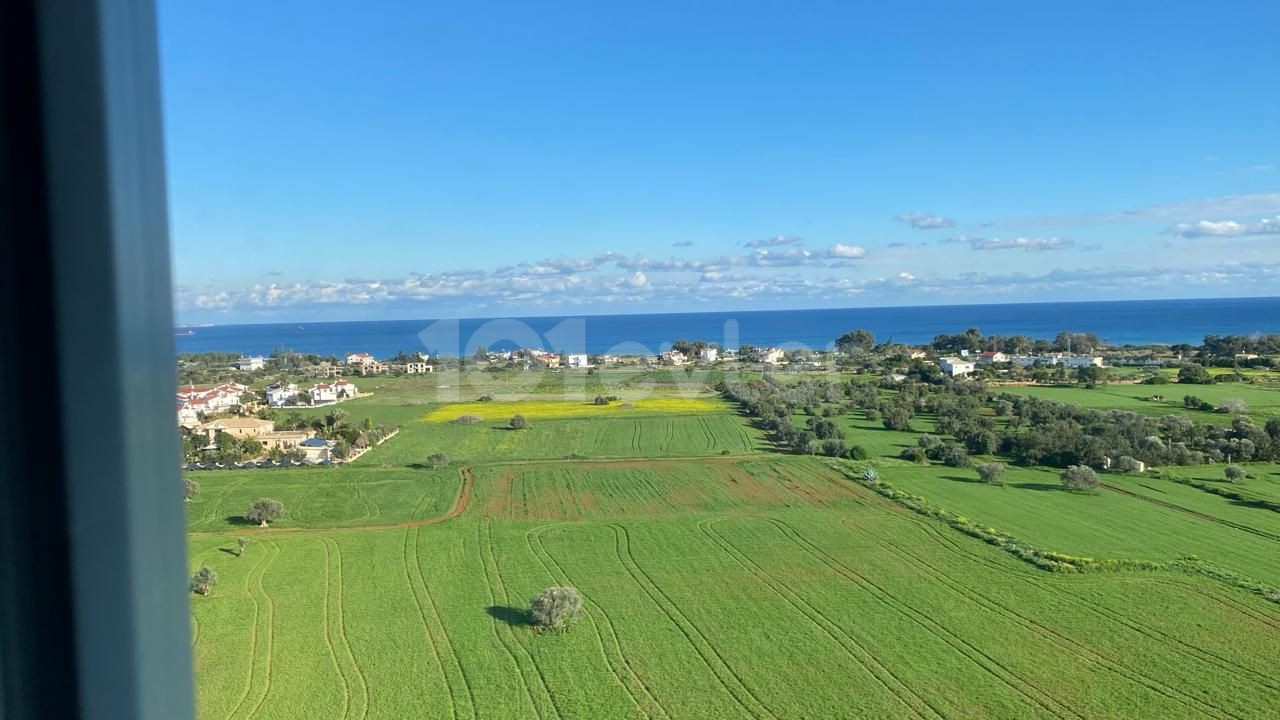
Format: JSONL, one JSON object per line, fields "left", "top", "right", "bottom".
{"left": 189, "top": 566, "right": 218, "bottom": 595}
{"left": 529, "top": 586, "right": 583, "bottom": 631}
{"left": 1060, "top": 465, "right": 1099, "bottom": 492}
{"left": 861, "top": 467, "right": 880, "bottom": 483}
{"left": 846, "top": 445, "right": 868, "bottom": 461}
{"left": 1216, "top": 398, "right": 1248, "bottom": 414}
{"left": 882, "top": 407, "right": 913, "bottom": 431}
{"left": 593, "top": 395, "right": 609, "bottom": 405}
{"left": 477, "top": 394, "right": 494, "bottom": 402}
{"left": 184, "top": 477, "right": 200, "bottom": 501}
{"left": 509, "top": 414, "right": 528, "bottom": 429}
{"left": 938, "top": 444, "right": 971, "bottom": 468}
{"left": 1114, "top": 456, "right": 1144, "bottom": 473}
{"left": 456, "top": 414, "right": 483, "bottom": 424}
{"left": 245, "top": 498, "right": 284, "bottom": 527}
{"left": 976, "top": 462, "right": 1006, "bottom": 485}
{"left": 899, "top": 446, "right": 928, "bottom": 464}
{"left": 1225, "top": 464, "right": 1246, "bottom": 482}
{"left": 427, "top": 451, "right": 450, "bottom": 468}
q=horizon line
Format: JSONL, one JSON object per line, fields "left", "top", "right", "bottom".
{"left": 175, "top": 294, "right": 1280, "bottom": 329}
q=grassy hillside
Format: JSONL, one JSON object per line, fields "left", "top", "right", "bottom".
{"left": 186, "top": 390, "right": 1280, "bottom": 719}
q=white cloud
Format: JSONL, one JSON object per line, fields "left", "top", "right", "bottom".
{"left": 825, "top": 243, "right": 867, "bottom": 259}
{"left": 1004, "top": 193, "right": 1280, "bottom": 229}
{"left": 895, "top": 212, "right": 955, "bottom": 230}
{"left": 945, "top": 235, "right": 1074, "bottom": 251}
{"left": 743, "top": 235, "right": 804, "bottom": 248}
{"left": 177, "top": 259, "right": 1280, "bottom": 319}
{"left": 1165, "top": 216, "right": 1280, "bottom": 238}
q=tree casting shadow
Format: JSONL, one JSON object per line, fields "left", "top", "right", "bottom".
{"left": 1009, "top": 482, "right": 1063, "bottom": 492}
{"left": 487, "top": 605, "right": 530, "bottom": 627}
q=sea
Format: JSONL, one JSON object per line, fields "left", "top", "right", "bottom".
{"left": 175, "top": 296, "right": 1280, "bottom": 358}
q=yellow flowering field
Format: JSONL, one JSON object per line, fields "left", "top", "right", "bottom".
{"left": 421, "top": 396, "right": 726, "bottom": 422}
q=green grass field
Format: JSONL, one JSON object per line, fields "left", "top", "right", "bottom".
{"left": 188, "top": 390, "right": 1280, "bottom": 719}
{"left": 996, "top": 382, "right": 1280, "bottom": 425}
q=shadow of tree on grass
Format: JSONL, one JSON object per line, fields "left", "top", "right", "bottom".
{"left": 486, "top": 605, "right": 530, "bottom": 627}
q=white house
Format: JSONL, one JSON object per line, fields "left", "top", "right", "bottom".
{"left": 761, "top": 348, "right": 786, "bottom": 365}
{"left": 235, "top": 356, "right": 266, "bottom": 371}
{"left": 309, "top": 383, "right": 336, "bottom": 404}
{"left": 1057, "top": 355, "right": 1104, "bottom": 368}
{"left": 346, "top": 352, "right": 375, "bottom": 366}
{"left": 401, "top": 362, "right": 433, "bottom": 374}
{"left": 333, "top": 378, "right": 358, "bottom": 398}
{"left": 177, "top": 382, "right": 248, "bottom": 415}
{"left": 566, "top": 354, "right": 590, "bottom": 369}
{"left": 976, "top": 351, "right": 1008, "bottom": 365}
{"left": 660, "top": 350, "right": 687, "bottom": 365}
{"left": 939, "top": 357, "right": 976, "bottom": 377}
{"left": 177, "top": 401, "right": 200, "bottom": 427}
{"left": 265, "top": 383, "right": 299, "bottom": 407}
{"left": 699, "top": 347, "right": 719, "bottom": 362}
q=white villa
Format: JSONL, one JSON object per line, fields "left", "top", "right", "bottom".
{"left": 939, "top": 357, "right": 976, "bottom": 377}
{"left": 176, "top": 382, "right": 248, "bottom": 419}
{"left": 308, "top": 378, "right": 358, "bottom": 404}
{"left": 235, "top": 356, "right": 266, "bottom": 371}
{"left": 761, "top": 348, "right": 786, "bottom": 365}
{"left": 566, "top": 354, "right": 590, "bottom": 369}
{"left": 976, "top": 351, "right": 1008, "bottom": 364}
{"left": 265, "top": 382, "right": 300, "bottom": 407}
{"left": 700, "top": 347, "right": 719, "bottom": 362}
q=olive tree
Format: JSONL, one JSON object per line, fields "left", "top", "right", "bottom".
{"left": 1224, "top": 464, "right": 1246, "bottom": 482}
{"left": 509, "top": 414, "right": 528, "bottom": 430}
{"left": 189, "top": 566, "right": 218, "bottom": 595}
{"left": 246, "top": 498, "right": 284, "bottom": 527}
{"left": 975, "top": 462, "right": 1006, "bottom": 485}
{"left": 427, "top": 451, "right": 450, "bottom": 468}
{"left": 529, "top": 586, "right": 583, "bottom": 631}
{"left": 1060, "top": 465, "right": 1099, "bottom": 492}
{"left": 184, "top": 477, "right": 200, "bottom": 501}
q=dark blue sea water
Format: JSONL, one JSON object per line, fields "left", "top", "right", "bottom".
{"left": 175, "top": 297, "right": 1280, "bottom": 358}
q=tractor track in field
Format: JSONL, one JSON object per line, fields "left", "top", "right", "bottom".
{"left": 476, "top": 521, "right": 555, "bottom": 720}
{"left": 481, "top": 521, "right": 563, "bottom": 720}
{"left": 241, "top": 541, "right": 281, "bottom": 720}
{"left": 1100, "top": 483, "right": 1280, "bottom": 543}
{"left": 528, "top": 523, "right": 672, "bottom": 720}
{"left": 841, "top": 514, "right": 1246, "bottom": 720}
{"left": 318, "top": 539, "right": 353, "bottom": 719}
{"left": 604, "top": 523, "right": 778, "bottom": 720}
{"left": 324, "top": 537, "right": 370, "bottom": 720}
{"left": 763, "top": 517, "right": 1084, "bottom": 720}
{"left": 407, "top": 525, "right": 479, "bottom": 720}
{"left": 400, "top": 528, "right": 463, "bottom": 720}
{"left": 221, "top": 543, "right": 273, "bottom": 720}
{"left": 890, "top": 510, "right": 1280, "bottom": 697}
{"left": 696, "top": 518, "right": 943, "bottom": 720}
{"left": 189, "top": 464, "right": 475, "bottom": 537}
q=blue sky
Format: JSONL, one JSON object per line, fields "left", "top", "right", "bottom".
{"left": 160, "top": 0, "right": 1280, "bottom": 324}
